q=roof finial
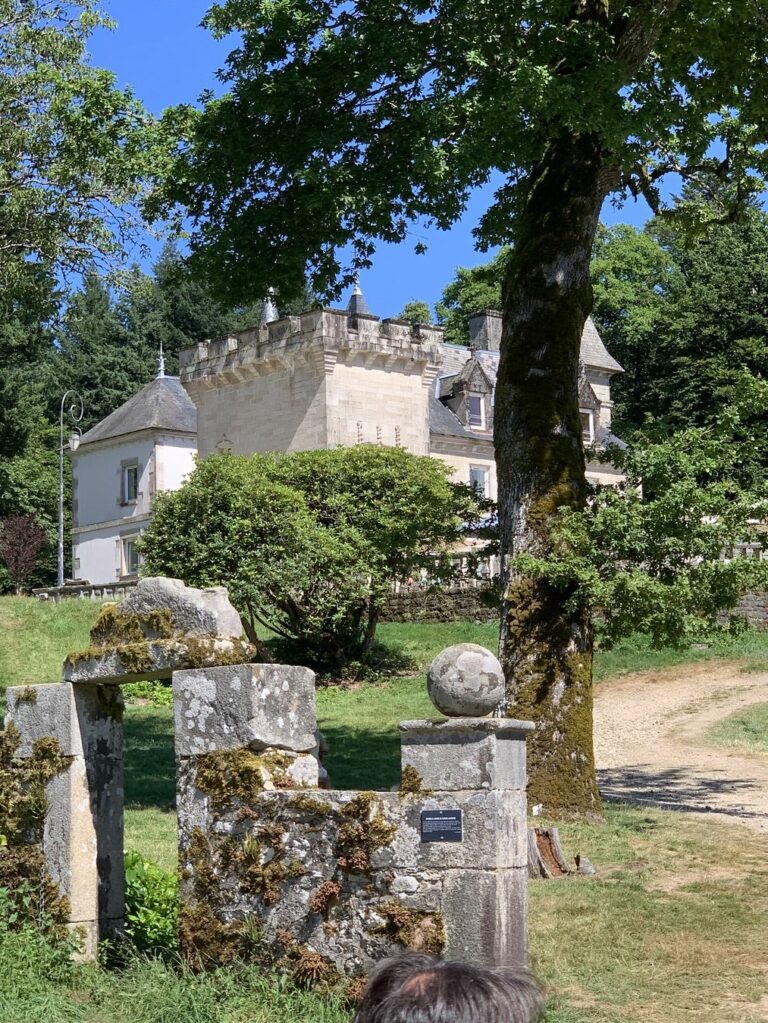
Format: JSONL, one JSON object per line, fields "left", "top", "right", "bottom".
{"left": 260, "top": 286, "right": 279, "bottom": 326}
{"left": 348, "top": 274, "right": 372, "bottom": 317}
{"left": 157, "top": 340, "right": 166, "bottom": 379}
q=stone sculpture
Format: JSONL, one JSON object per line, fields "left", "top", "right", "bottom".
{"left": 426, "top": 642, "right": 505, "bottom": 717}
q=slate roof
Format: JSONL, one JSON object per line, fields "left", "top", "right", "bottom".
{"left": 429, "top": 396, "right": 477, "bottom": 440}
{"left": 437, "top": 318, "right": 623, "bottom": 377}
{"left": 580, "top": 317, "right": 624, "bottom": 374}
{"left": 79, "top": 376, "right": 197, "bottom": 448}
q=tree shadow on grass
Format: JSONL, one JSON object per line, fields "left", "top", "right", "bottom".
{"left": 124, "top": 706, "right": 175, "bottom": 810}
{"left": 320, "top": 723, "right": 401, "bottom": 792}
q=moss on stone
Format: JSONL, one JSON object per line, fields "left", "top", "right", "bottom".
{"left": 344, "top": 975, "right": 369, "bottom": 1007}
{"left": 399, "top": 765, "right": 431, "bottom": 798}
{"left": 89, "top": 605, "right": 174, "bottom": 648}
{"left": 336, "top": 792, "right": 397, "bottom": 874}
{"left": 195, "top": 747, "right": 294, "bottom": 814}
{"left": 373, "top": 900, "right": 446, "bottom": 955}
{"left": 286, "top": 794, "right": 334, "bottom": 816}
{"left": 0, "top": 723, "right": 73, "bottom": 934}
{"left": 309, "top": 879, "right": 342, "bottom": 916}
{"left": 15, "top": 686, "right": 38, "bottom": 705}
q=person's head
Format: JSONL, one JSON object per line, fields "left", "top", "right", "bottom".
{"left": 353, "top": 953, "right": 544, "bottom": 1023}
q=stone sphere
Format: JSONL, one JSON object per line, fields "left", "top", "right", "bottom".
{"left": 427, "top": 644, "right": 505, "bottom": 717}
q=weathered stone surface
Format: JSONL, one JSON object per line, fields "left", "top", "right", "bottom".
{"left": 400, "top": 717, "right": 533, "bottom": 791}
{"left": 442, "top": 867, "right": 528, "bottom": 968}
{"left": 62, "top": 637, "right": 252, "bottom": 685}
{"left": 173, "top": 663, "right": 318, "bottom": 755}
{"left": 4, "top": 682, "right": 125, "bottom": 955}
{"left": 374, "top": 789, "right": 528, "bottom": 872}
{"left": 121, "top": 576, "right": 244, "bottom": 638}
{"left": 5, "top": 683, "right": 82, "bottom": 757}
{"left": 427, "top": 644, "right": 505, "bottom": 717}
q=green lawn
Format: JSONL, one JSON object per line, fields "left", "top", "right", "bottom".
{"left": 708, "top": 702, "right": 768, "bottom": 755}
{"left": 4, "top": 595, "right": 768, "bottom": 1022}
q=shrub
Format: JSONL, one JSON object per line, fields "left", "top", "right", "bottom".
{"left": 124, "top": 852, "right": 178, "bottom": 960}
{"left": 141, "top": 446, "right": 481, "bottom": 669}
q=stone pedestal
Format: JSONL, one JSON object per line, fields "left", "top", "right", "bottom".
{"left": 400, "top": 718, "right": 533, "bottom": 968}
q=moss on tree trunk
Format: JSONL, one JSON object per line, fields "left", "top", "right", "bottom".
{"left": 496, "top": 131, "right": 613, "bottom": 818}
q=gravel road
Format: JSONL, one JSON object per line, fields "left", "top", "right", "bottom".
{"left": 593, "top": 660, "right": 768, "bottom": 832}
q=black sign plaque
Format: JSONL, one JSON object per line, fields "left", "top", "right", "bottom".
{"left": 420, "top": 809, "right": 463, "bottom": 843}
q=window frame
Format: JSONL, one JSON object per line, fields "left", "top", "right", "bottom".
{"left": 469, "top": 464, "right": 490, "bottom": 498}
{"left": 121, "top": 535, "right": 140, "bottom": 578}
{"left": 121, "top": 462, "right": 139, "bottom": 505}
{"left": 579, "top": 409, "right": 595, "bottom": 445}
{"left": 467, "top": 392, "right": 485, "bottom": 430}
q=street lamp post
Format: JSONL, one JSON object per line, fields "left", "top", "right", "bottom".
{"left": 58, "top": 390, "right": 84, "bottom": 589}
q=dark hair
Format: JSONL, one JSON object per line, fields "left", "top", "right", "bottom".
{"left": 353, "top": 953, "right": 545, "bottom": 1023}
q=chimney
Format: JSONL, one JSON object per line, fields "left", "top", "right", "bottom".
{"left": 468, "top": 310, "right": 502, "bottom": 352}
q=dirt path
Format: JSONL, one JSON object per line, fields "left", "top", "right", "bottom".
{"left": 593, "top": 660, "right": 768, "bottom": 832}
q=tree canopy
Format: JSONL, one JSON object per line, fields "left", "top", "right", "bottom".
{"left": 156, "top": 0, "right": 768, "bottom": 816}
{"left": 161, "top": 0, "right": 768, "bottom": 307}
{"left": 0, "top": 0, "right": 160, "bottom": 289}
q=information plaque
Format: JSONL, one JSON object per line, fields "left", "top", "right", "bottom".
{"left": 420, "top": 809, "right": 463, "bottom": 843}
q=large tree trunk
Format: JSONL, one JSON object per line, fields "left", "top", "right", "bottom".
{"left": 495, "top": 131, "right": 613, "bottom": 818}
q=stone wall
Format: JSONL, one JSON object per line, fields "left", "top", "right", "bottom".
{"left": 33, "top": 580, "right": 138, "bottom": 603}
{"left": 174, "top": 662, "right": 532, "bottom": 981}
{"left": 734, "top": 589, "right": 768, "bottom": 628}
{"left": 382, "top": 587, "right": 498, "bottom": 624}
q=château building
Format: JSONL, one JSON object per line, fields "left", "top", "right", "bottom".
{"left": 179, "top": 288, "right": 625, "bottom": 504}
{"left": 70, "top": 286, "right": 624, "bottom": 585}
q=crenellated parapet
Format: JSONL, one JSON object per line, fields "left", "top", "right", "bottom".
{"left": 180, "top": 308, "right": 444, "bottom": 457}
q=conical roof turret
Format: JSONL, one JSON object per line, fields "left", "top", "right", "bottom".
{"left": 348, "top": 278, "right": 372, "bottom": 316}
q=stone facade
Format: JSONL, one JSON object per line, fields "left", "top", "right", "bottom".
{"left": 179, "top": 302, "right": 625, "bottom": 494}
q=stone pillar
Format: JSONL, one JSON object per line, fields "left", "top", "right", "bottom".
{"left": 399, "top": 716, "right": 533, "bottom": 968}
{"left": 5, "top": 682, "right": 124, "bottom": 957}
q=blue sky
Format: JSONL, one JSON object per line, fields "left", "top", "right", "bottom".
{"left": 90, "top": 2, "right": 654, "bottom": 317}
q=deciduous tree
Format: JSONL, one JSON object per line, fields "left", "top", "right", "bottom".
{"left": 0, "top": 515, "right": 49, "bottom": 594}
{"left": 160, "top": 0, "right": 768, "bottom": 815}
{"left": 0, "top": 0, "right": 159, "bottom": 289}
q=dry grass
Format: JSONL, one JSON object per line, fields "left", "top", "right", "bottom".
{"left": 708, "top": 703, "right": 768, "bottom": 755}
{"left": 533, "top": 805, "right": 768, "bottom": 1022}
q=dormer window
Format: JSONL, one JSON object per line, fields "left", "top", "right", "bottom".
{"left": 121, "top": 462, "right": 139, "bottom": 504}
{"left": 580, "top": 410, "right": 595, "bottom": 445}
{"left": 468, "top": 393, "right": 485, "bottom": 429}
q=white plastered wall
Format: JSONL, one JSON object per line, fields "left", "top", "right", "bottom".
{"left": 71, "top": 432, "right": 197, "bottom": 585}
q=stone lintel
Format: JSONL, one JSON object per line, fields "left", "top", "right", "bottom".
{"left": 173, "top": 663, "right": 318, "bottom": 757}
